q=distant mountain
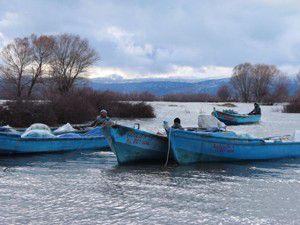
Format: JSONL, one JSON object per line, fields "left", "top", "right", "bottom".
{"left": 89, "top": 77, "right": 298, "bottom": 96}
{"left": 90, "top": 78, "right": 230, "bottom": 96}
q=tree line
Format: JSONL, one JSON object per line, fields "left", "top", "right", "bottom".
{"left": 0, "top": 34, "right": 98, "bottom": 99}
{"left": 217, "top": 63, "right": 293, "bottom": 103}
{"left": 0, "top": 34, "right": 156, "bottom": 126}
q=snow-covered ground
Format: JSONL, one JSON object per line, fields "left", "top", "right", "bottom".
{"left": 116, "top": 102, "right": 300, "bottom": 138}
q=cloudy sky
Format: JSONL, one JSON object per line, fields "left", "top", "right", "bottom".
{"left": 0, "top": 0, "right": 300, "bottom": 80}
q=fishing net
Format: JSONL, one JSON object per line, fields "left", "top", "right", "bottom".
{"left": 0, "top": 125, "right": 19, "bottom": 134}
{"left": 21, "top": 130, "right": 55, "bottom": 138}
{"left": 53, "top": 123, "right": 76, "bottom": 134}
{"left": 83, "top": 127, "right": 102, "bottom": 137}
{"left": 58, "top": 133, "right": 82, "bottom": 138}
{"left": 25, "top": 123, "right": 51, "bottom": 133}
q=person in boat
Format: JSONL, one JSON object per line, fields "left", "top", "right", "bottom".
{"left": 248, "top": 103, "right": 261, "bottom": 115}
{"left": 91, "top": 109, "right": 112, "bottom": 127}
{"left": 171, "top": 118, "right": 184, "bottom": 130}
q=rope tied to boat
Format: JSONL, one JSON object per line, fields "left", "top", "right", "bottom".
{"left": 164, "top": 127, "right": 172, "bottom": 168}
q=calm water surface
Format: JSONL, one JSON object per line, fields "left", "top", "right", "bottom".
{"left": 1, "top": 102, "right": 300, "bottom": 224}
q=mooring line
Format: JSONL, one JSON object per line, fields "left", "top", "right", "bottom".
{"left": 164, "top": 128, "right": 172, "bottom": 168}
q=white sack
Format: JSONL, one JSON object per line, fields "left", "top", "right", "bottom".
{"left": 21, "top": 130, "right": 55, "bottom": 138}
{"left": 53, "top": 123, "right": 76, "bottom": 133}
{"left": 25, "top": 123, "right": 51, "bottom": 133}
{"left": 198, "top": 115, "right": 225, "bottom": 130}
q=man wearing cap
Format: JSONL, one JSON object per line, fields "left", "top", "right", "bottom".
{"left": 91, "top": 109, "right": 112, "bottom": 127}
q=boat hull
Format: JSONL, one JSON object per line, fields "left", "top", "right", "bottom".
{"left": 103, "top": 125, "right": 168, "bottom": 165}
{"left": 0, "top": 133, "right": 109, "bottom": 155}
{"left": 170, "top": 129, "right": 300, "bottom": 164}
{"left": 213, "top": 111, "right": 261, "bottom": 125}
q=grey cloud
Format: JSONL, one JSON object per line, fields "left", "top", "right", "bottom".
{"left": 0, "top": 0, "right": 300, "bottom": 77}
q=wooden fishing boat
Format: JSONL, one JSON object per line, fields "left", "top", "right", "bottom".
{"left": 213, "top": 109, "right": 261, "bottom": 125}
{"left": 169, "top": 129, "right": 300, "bottom": 164}
{"left": 102, "top": 124, "right": 168, "bottom": 165}
{"left": 0, "top": 129, "right": 109, "bottom": 155}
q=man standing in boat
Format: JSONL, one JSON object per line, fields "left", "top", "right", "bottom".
{"left": 91, "top": 109, "right": 113, "bottom": 127}
{"left": 248, "top": 103, "right": 261, "bottom": 115}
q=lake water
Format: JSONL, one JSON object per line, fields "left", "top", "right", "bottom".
{"left": 1, "top": 102, "right": 300, "bottom": 224}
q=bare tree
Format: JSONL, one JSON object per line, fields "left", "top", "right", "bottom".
{"left": 27, "top": 34, "right": 55, "bottom": 97}
{"left": 271, "top": 74, "right": 291, "bottom": 103}
{"left": 252, "top": 64, "right": 279, "bottom": 102}
{"left": 49, "top": 34, "right": 99, "bottom": 94}
{"left": 230, "top": 63, "right": 282, "bottom": 102}
{"left": 0, "top": 37, "right": 32, "bottom": 98}
{"left": 230, "top": 63, "right": 254, "bottom": 102}
{"left": 217, "top": 85, "right": 231, "bottom": 102}
{"left": 297, "top": 70, "right": 300, "bottom": 88}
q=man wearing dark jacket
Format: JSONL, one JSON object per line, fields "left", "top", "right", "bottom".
{"left": 171, "top": 118, "right": 184, "bottom": 130}
{"left": 249, "top": 103, "right": 261, "bottom": 115}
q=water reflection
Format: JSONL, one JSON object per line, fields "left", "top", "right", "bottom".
{"left": 0, "top": 150, "right": 299, "bottom": 224}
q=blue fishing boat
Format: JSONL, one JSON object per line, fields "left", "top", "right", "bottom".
{"left": 169, "top": 129, "right": 300, "bottom": 164}
{"left": 0, "top": 128, "right": 109, "bottom": 155}
{"left": 102, "top": 124, "right": 168, "bottom": 164}
{"left": 213, "top": 109, "right": 261, "bottom": 125}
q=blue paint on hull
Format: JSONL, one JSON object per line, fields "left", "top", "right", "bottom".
{"left": 213, "top": 111, "right": 261, "bottom": 125}
{"left": 0, "top": 132, "right": 109, "bottom": 155}
{"left": 170, "top": 129, "right": 300, "bottom": 164}
{"left": 103, "top": 125, "right": 168, "bottom": 165}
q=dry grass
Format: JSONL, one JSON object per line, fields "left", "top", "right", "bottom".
{"left": 0, "top": 88, "right": 155, "bottom": 127}
{"left": 283, "top": 93, "right": 300, "bottom": 113}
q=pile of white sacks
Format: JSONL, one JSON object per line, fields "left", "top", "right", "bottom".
{"left": 20, "top": 123, "right": 76, "bottom": 138}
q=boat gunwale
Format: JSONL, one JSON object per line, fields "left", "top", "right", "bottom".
{"left": 171, "top": 129, "right": 300, "bottom": 146}
{"left": 110, "top": 124, "right": 168, "bottom": 140}
{"left": 0, "top": 132, "right": 106, "bottom": 141}
{"left": 214, "top": 110, "right": 261, "bottom": 119}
